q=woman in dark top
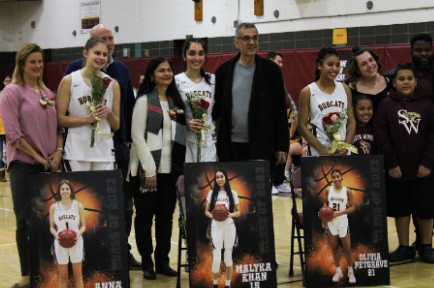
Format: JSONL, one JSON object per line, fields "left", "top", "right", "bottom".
{"left": 346, "top": 46, "right": 393, "bottom": 110}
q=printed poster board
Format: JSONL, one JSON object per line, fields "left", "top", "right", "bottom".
{"left": 26, "top": 170, "right": 129, "bottom": 288}
{"left": 301, "top": 156, "right": 390, "bottom": 287}
{"left": 184, "top": 161, "right": 277, "bottom": 288}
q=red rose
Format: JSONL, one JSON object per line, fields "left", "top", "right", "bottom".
{"left": 200, "top": 98, "right": 210, "bottom": 109}
{"left": 322, "top": 116, "right": 332, "bottom": 125}
{"left": 169, "top": 112, "right": 176, "bottom": 119}
{"left": 101, "top": 77, "right": 112, "bottom": 89}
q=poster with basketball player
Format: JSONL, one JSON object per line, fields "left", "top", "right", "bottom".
{"left": 26, "top": 170, "right": 129, "bottom": 288}
{"left": 301, "top": 155, "right": 389, "bottom": 288}
{"left": 184, "top": 161, "right": 277, "bottom": 288}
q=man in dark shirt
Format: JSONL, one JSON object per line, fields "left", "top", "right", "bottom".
{"left": 385, "top": 33, "right": 434, "bottom": 97}
{"left": 212, "top": 23, "right": 289, "bottom": 191}
{"left": 64, "top": 24, "right": 140, "bottom": 269}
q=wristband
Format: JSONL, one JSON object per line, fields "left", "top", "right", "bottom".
{"left": 56, "top": 148, "right": 64, "bottom": 153}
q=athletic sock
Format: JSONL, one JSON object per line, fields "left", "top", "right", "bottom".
{"left": 213, "top": 280, "right": 218, "bottom": 285}
{"left": 348, "top": 266, "right": 353, "bottom": 272}
{"left": 225, "top": 280, "right": 231, "bottom": 286}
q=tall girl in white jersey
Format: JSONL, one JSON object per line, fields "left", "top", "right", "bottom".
{"left": 323, "top": 169, "right": 356, "bottom": 284}
{"left": 175, "top": 38, "right": 216, "bottom": 163}
{"left": 298, "top": 47, "right": 356, "bottom": 156}
{"left": 205, "top": 169, "right": 240, "bottom": 288}
{"left": 56, "top": 37, "right": 120, "bottom": 171}
{"left": 50, "top": 179, "right": 86, "bottom": 288}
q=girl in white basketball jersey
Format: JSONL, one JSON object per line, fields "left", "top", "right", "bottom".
{"left": 57, "top": 37, "right": 120, "bottom": 171}
{"left": 175, "top": 38, "right": 216, "bottom": 162}
{"left": 49, "top": 179, "right": 86, "bottom": 288}
{"left": 323, "top": 169, "right": 356, "bottom": 284}
{"left": 298, "top": 47, "right": 356, "bottom": 156}
{"left": 205, "top": 169, "right": 240, "bottom": 288}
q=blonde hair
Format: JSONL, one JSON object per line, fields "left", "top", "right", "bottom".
{"left": 12, "top": 43, "right": 46, "bottom": 87}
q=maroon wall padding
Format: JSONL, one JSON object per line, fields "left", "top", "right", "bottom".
{"left": 9, "top": 44, "right": 415, "bottom": 103}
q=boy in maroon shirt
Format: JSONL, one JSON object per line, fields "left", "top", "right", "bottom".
{"left": 374, "top": 64, "right": 434, "bottom": 263}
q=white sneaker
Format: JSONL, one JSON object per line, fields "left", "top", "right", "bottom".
{"left": 271, "top": 186, "right": 279, "bottom": 195}
{"left": 332, "top": 270, "right": 343, "bottom": 282}
{"left": 348, "top": 271, "right": 356, "bottom": 284}
{"left": 275, "top": 183, "right": 292, "bottom": 193}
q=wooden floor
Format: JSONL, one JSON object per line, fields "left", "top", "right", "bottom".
{"left": 1, "top": 179, "right": 434, "bottom": 288}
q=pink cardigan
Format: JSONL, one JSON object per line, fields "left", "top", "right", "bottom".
{"left": 0, "top": 83, "right": 59, "bottom": 167}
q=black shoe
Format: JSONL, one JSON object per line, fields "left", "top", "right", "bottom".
{"left": 224, "top": 286, "right": 229, "bottom": 288}
{"left": 412, "top": 239, "right": 421, "bottom": 252}
{"left": 389, "top": 245, "right": 415, "bottom": 262}
{"left": 143, "top": 267, "right": 157, "bottom": 280}
{"left": 156, "top": 265, "right": 178, "bottom": 277}
{"left": 213, "top": 285, "right": 218, "bottom": 288}
{"left": 419, "top": 246, "right": 434, "bottom": 263}
{"left": 128, "top": 253, "right": 142, "bottom": 270}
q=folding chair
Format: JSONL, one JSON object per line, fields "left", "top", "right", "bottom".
{"left": 288, "top": 167, "right": 306, "bottom": 285}
{"left": 176, "top": 175, "right": 188, "bottom": 288}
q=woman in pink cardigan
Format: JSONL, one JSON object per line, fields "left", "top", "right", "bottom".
{"left": 0, "top": 43, "right": 63, "bottom": 288}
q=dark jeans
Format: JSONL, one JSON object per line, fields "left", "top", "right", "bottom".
{"left": 114, "top": 144, "right": 134, "bottom": 252}
{"left": 131, "top": 173, "right": 177, "bottom": 269}
{"left": 9, "top": 161, "right": 45, "bottom": 276}
{"left": 231, "top": 141, "right": 278, "bottom": 184}
{"left": 273, "top": 163, "right": 285, "bottom": 186}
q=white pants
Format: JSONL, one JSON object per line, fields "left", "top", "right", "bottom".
{"left": 54, "top": 237, "right": 84, "bottom": 264}
{"left": 211, "top": 219, "right": 236, "bottom": 250}
{"left": 327, "top": 217, "right": 349, "bottom": 238}
{"left": 64, "top": 160, "right": 114, "bottom": 171}
{"left": 185, "top": 142, "right": 217, "bottom": 163}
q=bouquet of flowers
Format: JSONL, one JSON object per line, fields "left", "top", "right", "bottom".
{"left": 86, "top": 71, "right": 113, "bottom": 147}
{"left": 322, "top": 109, "right": 358, "bottom": 154}
{"left": 186, "top": 92, "right": 211, "bottom": 162}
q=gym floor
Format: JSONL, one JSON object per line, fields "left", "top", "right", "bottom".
{"left": 1, "top": 180, "right": 433, "bottom": 288}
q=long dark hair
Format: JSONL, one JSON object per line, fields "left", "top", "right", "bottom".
{"left": 210, "top": 169, "right": 235, "bottom": 213}
{"left": 137, "top": 57, "right": 185, "bottom": 109}
{"left": 182, "top": 38, "right": 212, "bottom": 85}
{"left": 55, "top": 179, "right": 77, "bottom": 201}
{"left": 314, "top": 47, "right": 339, "bottom": 81}
{"left": 346, "top": 45, "right": 382, "bottom": 86}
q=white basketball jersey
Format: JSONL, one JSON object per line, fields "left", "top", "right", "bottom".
{"left": 175, "top": 72, "right": 216, "bottom": 145}
{"left": 64, "top": 70, "right": 115, "bottom": 162}
{"left": 328, "top": 186, "right": 348, "bottom": 220}
{"left": 53, "top": 200, "right": 81, "bottom": 234}
{"left": 308, "top": 81, "right": 348, "bottom": 156}
{"left": 206, "top": 189, "right": 239, "bottom": 211}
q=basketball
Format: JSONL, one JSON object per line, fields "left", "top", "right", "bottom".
{"left": 318, "top": 206, "right": 334, "bottom": 222}
{"left": 212, "top": 204, "right": 229, "bottom": 222}
{"left": 58, "top": 229, "right": 77, "bottom": 248}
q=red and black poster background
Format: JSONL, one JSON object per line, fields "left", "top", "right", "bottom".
{"left": 26, "top": 170, "right": 129, "bottom": 288}
{"left": 184, "top": 161, "right": 277, "bottom": 288}
{"left": 301, "top": 156, "right": 389, "bottom": 287}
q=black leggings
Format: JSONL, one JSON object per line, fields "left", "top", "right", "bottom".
{"left": 9, "top": 161, "right": 45, "bottom": 276}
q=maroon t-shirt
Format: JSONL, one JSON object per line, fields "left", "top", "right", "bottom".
{"left": 352, "top": 125, "right": 375, "bottom": 155}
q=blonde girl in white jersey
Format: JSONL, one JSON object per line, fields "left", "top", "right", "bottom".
{"left": 56, "top": 37, "right": 120, "bottom": 171}
{"left": 175, "top": 38, "right": 216, "bottom": 163}
{"left": 298, "top": 47, "right": 356, "bottom": 156}
{"left": 323, "top": 169, "right": 356, "bottom": 284}
{"left": 49, "top": 179, "right": 86, "bottom": 288}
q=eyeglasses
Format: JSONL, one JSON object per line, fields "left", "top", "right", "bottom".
{"left": 237, "top": 35, "right": 259, "bottom": 43}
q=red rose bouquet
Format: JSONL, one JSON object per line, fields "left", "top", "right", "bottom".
{"left": 186, "top": 92, "right": 212, "bottom": 162}
{"left": 86, "top": 71, "right": 113, "bottom": 147}
{"left": 322, "top": 109, "right": 358, "bottom": 154}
